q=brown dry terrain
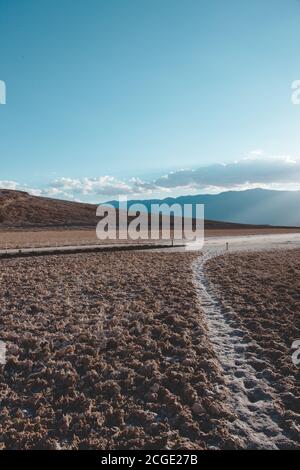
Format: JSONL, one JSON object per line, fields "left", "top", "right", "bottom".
{"left": 0, "top": 229, "right": 157, "bottom": 250}
{"left": 205, "top": 227, "right": 300, "bottom": 238}
{"left": 205, "top": 249, "right": 300, "bottom": 443}
{"left": 0, "top": 251, "right": 239, "bottom": 450}
{"left": 2, "top": 227, "right": 300, "bottom": 250}
{"left": 0, "top": 189, "right": 98, "bottom": 227}
{"left": 2, "top": 189, "right": 299, "bottom": 248}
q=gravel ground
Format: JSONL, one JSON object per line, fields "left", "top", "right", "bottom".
{"left": 2, "top": 228, "right": 300, "bottom": 249}
{"left": 205, "top": 249, "right": 300, "bottom": 447}
{"left": 0, "top": 251, "right": 238, "bottom": 450}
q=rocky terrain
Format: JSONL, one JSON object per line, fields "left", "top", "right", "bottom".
{"left": 0, "top": 251, "right": 238, "bottom": 450}
{"left": 205, "top": 249, "right": 300, "bottom": 447}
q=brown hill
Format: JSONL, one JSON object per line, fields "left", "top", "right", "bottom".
{"left": 0, "top": 189, "right": 97, "bottom": 228}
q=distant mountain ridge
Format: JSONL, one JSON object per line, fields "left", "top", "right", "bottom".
{"left": 0, "top": 189, "right": 247, "bottom": 229}
{"left": 1, "top": 187, "right": 300, "bottom": 228}
{"left": 107, "top": 188, "right": 300, "bottom": 227}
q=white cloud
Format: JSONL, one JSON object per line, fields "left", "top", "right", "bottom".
{"left": 152, "top": 155, "right": 300, "bottom": 192}
{"left": 249, "top": 149, "right": 264, "bottom": 157}
{"left": 51, "top": 176, "right": 137, "bottom": 196}
{"left": 0, "top": 180, "right": 19, "bottom": 190}
{"left": 47, "top": 155, "right": 300, "bottom": 199}
{"left": 2, "top": 154, "right": 300, "bottom": 201}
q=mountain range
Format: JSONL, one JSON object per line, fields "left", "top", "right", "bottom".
{"left": 107, "top": 188, "right": 300, "bottom": 227}
{"left": 0, "top": 187, "right": 300, "bottom": 228}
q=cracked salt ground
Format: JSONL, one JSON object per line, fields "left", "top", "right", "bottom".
{"left": 193, "top": 251, "right": 295, "bottom": 450}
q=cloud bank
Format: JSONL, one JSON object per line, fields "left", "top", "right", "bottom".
{"left": 1, "top": 155, "right": 300, "bottom": 201}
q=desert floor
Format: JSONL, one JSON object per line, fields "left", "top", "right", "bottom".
{"left": 1, "top": 227, "right": 300, "bottom": 249}
{"left": 0, "top": 248, "right": 299, "bottom": 449}
{"left": 204, "top": 249, "right": 300, "bottom": 448}
{"left": 0, "top": 251, "right": 238, "bottom": 450}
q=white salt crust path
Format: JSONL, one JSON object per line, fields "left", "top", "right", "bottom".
{"left": 193, "top": 248, "right": 295, "bottom": 450}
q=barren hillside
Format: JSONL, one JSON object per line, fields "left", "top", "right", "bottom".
{"left": 0, "top": 190, "right": 98, "bottom": 227}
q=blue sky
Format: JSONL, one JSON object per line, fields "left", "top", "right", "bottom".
{"left": 0, "top": 0, "right": 300, "bottom": 201}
